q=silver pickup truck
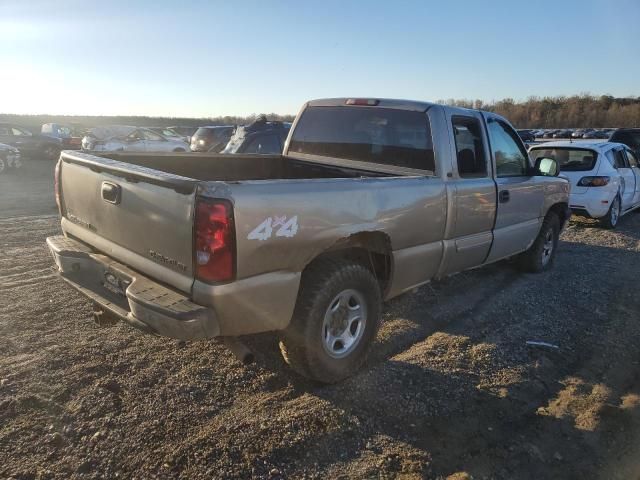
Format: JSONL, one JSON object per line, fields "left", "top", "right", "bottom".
{"left": 47, "top": 98, "right": 570, "bottom": 383}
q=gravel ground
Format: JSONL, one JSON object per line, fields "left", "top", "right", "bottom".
{"left": 1, "top": 159, "right": 639, "bottom": 479}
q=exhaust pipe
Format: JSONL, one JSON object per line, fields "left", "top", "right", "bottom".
{"left": 222, "top": 337, "right": 255, "bottom": 365}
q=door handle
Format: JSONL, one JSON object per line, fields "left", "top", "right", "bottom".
{"left": 499, "top": 190, "right": 510, "bottom": 203}
{"left": 101, "top": 181, "right": 121, "bottom": 204}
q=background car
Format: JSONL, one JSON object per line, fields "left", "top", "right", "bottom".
{"left": 190, "top": 126, "right": 235, "bottom": 152}
{"left": 530, "top": 141, "right": 640, "bottom": 228}
{"left": 609, "top": 128, "right": 640, "bottom": 158}
{"left": 82, "top": 126, "right": 189, "bottom": 152}
{"left": 148, "top": 127, "right": 189, "bottom": 143}
{"left": 0, "top": 142, "right": 21, "bottom": 174}
{"left": 222, "top": 118, "right": 291, "bottom": 154}
{"left": 0, "top": 123, "right": 65, "bottom": 160}
{"left": 168, "top": 125, "right": 199, "bottom": 140}
{"left": 41, "top": 123, "right": 84, "bottom": 150}
{"left": 517, "top": 129, "right": 536, "bottom": 143}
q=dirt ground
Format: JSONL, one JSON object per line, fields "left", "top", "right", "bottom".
{"left": 1, "top": 159, "right": 640, "bottom": 480}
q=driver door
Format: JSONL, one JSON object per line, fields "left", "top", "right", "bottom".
{"left": 624, "top": 149, "right": 640, "bottom": 206}
{"left": 614, "top": 148, "right": 636, "bottom": 209}
{"left": 483, "top": 114, "right": 544, "bottom": 262}
{"left": 124, "top": 130, "right": 147, "bottom": 151}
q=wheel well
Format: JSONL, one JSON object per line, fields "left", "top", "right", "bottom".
{"left": 548, "top": 202, "right": 569, "bottom": 227}
{"left": 305, "top": 232, "right": 392, "bottom": 296}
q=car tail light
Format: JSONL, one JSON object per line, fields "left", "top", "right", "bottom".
{"left": 54, "top": 160, "right": 63, "bottom": 214}
{"left": 345, "top": 98, "right": 380, "bottom": 106}
{"left": 577, "top": 176, "right": 610, "bottom": 187}
{"left": 194, "top": 199, "right": 235, "bottom": 282}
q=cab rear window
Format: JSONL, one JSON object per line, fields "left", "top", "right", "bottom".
{"left": 530, "top": 148, "right": 597, "bottom": 171}
{"left": 289, "top": 106, "right": 435, "bottom": 173}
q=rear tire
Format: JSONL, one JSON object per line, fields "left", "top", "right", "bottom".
{"left": 599, "top": 196, "right": 620, "bottom": 229}
{"left": 279, "top": 258, "right": 381, "bottom": 383}
{"left": 517, "top": 213, "right": 560, "bottom": 273}
{"left": 173, "top": 148, "right": 186, "bottom": 152}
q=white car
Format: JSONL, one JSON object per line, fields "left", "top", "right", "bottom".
{"left": 82, "top": 126, "right": 189, "bottom": 153}
{"left": 530, "top": 141, "right": 640, "bottom": 228}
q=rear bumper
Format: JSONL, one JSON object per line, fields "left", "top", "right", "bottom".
{"left": 46, "top": 235, "right": 220, "bottom": 340}
{"left": 569, "top": 191, "right": 613, "bottom": 218}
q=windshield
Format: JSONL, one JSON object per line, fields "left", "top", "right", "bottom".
{"left": 289, "top": 106, "right": 435, "bottom": 172}
{"left": 530, "top": 147, "right": 597, "bottom": 171}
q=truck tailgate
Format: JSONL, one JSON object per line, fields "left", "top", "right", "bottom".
{"left": 58, "top": 153, "right": 198, "bottom": 293}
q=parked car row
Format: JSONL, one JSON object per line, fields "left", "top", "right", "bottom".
{"left": 0, "top": 117, "right": 290, "bottom": 162}
{"left": 526, "top": 128, "right": 617, "bottom": 140}
{"left": 81, "top": 116, "right": 291, "bottom": 155}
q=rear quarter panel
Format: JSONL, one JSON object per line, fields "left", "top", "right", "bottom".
{"left": 219, "top": 176, "right": 447, "bottom": 279}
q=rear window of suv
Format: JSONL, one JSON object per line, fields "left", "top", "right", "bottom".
{"left": 530, "top": 147, "right": 597, "bottom": 171}
{"left": 289, "top": 106, "right": 435, "bottom": 173}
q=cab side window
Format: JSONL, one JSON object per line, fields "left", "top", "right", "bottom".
{"left": 487, "top": 119, "right": 530, "bottom": 177}
{"left": 452, "top": 116, "right": 487, "bottom": 178}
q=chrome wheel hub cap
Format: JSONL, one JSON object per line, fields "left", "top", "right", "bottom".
{"left": 322, "top": 289, "right": 367, "bottom": 359}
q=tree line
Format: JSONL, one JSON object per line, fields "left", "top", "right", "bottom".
{"left": 2, "top": 95, "right": 639, "bottom": 131}
{"left": 439, "top": 95, "right": 640, "bottom": 128}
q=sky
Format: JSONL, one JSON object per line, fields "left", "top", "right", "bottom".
{"left": 0, "top": 0, "right": 639, "bottom": 117}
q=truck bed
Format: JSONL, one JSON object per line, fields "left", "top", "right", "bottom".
{"left": 92, "top": 152, "right": 391, "bottom": 182}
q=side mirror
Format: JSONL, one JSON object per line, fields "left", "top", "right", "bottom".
{"left": 534, "top": 157, "right": 559, "bottom": 177}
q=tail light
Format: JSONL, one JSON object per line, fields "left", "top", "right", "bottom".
{"left": 577, "top": 176, "right": 610, "bottom": 187}
{"left": 54, "top": 160, "right": 63, "bottom": 214}
{"left": 194, "top": 199, "right": 235, "bottom": 282}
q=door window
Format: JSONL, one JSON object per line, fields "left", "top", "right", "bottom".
{"left": 451, "top": 116, "right": 487, "bottom": 177}
{"left": 0, "top": 126, "right": 10, "bottom": 135}
{"left": 487, "top": 119, "right": 529, "bottom": 177}
{"left": 626, "top": 149, "right": 639, "bottom": 167}
{"left": 142, "top": 129, "right": 164, "bottom": 141}
{"left": 243, "top": 135, "right": 281, "bottom": 154}
{"left": 11, "top": 127, "right": 30, "bottom": 136}
{"left": 613, "top": 149, "right": 628, "bottom": 169}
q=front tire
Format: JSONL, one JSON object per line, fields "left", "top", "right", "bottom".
{"left": 600, "top": 196, "right": 620, "bottom": 229}
{"left": 517, "top": 213, "right": 560, "bottom": 273}
{"left": 42, "top": 145, "right": 60, "bottom": 161}
{"left": 173, "top": 148, "right": 186, "bottom": 152}
{"left": 279, "top": 258, "right": 382, "bottom": 383}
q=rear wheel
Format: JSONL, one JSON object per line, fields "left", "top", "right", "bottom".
{"left": 173, "top": 148, "right": 186, "bottom": 152}
{"left": 517, "top": 213, "right": 560, "bottom": 273}
{"left": 279, "top": 258, "right": 381, "bottom": 383}
{"left": 600, "top": 196, "right": 620, "bottom": 229}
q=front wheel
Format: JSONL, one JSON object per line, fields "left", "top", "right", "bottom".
{"left": 517, "top": 213, "right": 560, "bottom": 273}
{"left": 600, "top": 196, "right": 620, "bottom": 229}
{"left": 173, "top": 148, "right": 186, "bottom": 152}
{"left": 42, "top": 145, "right": 60, "bottom": 161}
{"left": 279, "top": 258, "right": 381, "bottom": 383}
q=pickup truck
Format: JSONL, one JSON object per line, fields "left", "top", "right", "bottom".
{"left": 47, "top": 98, "right": 570, "bottom": 383}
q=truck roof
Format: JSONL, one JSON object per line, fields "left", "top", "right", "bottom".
{"left": 307, "top": 98, "right": 437, "bottom": 112}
